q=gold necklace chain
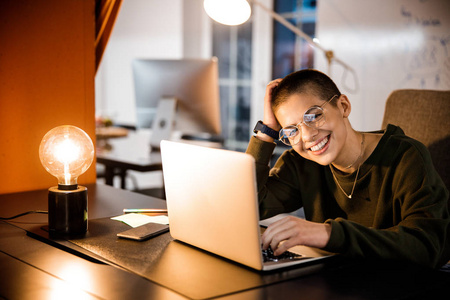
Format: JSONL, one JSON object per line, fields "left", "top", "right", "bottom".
{"left": 330, "top": 133, "right": 365, "bottom": 199}
{"left": 345, "top": 132, "right": 364, "bottom": 169}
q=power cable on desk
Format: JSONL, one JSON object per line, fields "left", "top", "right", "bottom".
{"left": 0, "top": 210, "right": 48, "bottom": 220}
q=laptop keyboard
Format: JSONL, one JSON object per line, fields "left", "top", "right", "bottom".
{"left": 262, "top": 246, "right": 303, "bottom": 263}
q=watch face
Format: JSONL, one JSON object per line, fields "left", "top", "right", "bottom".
{"left": 254, "top": 121, "right": 263, "bottom": 133}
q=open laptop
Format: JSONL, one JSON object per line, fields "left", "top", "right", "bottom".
{"left": 160, "top": 140, "right": 334, "bottom": 271}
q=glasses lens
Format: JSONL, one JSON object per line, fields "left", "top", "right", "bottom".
{"left": 279, "top": 126, "right": 301, "bottom": 146}
{"left": 304, "top": 107, "right": 325, "bottom": 128}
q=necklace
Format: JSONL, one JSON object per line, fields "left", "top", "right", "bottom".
{"left": 345, "top": 133, "right": 365, "bottom": 169}
{"left": 330, "top": 133, "right": 365, "bottom": 199}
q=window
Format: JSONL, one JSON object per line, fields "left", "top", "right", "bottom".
{"left": 272, "top": 0, "right": 317, "bottom": 79}
{"left": 212, "top": 1, "right": 317, "bottom": 148}
{"left": 212, "top": 18, "right": 252, "bottom": 148}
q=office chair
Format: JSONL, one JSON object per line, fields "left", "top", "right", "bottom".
{"left": 381, "top": 89, "right": 450, "bottom": 194}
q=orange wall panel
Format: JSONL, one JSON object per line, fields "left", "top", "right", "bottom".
{"left": 0, "top": 0, "right": 96, "bottom": 194}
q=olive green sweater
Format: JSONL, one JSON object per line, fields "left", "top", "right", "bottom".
{"left": 246, "top": 125, "right": 450, "bottom": 268}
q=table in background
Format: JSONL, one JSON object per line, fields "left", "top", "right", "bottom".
{"left": 96, "top": 129, "right": 163, "bottom": 189}
{"left": 96, "top": 129, "right": 222, "bottom": 193}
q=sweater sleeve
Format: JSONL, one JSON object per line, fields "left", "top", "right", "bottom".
{"left": 246, "top": 137, "right": 304, "bottom": 219}
{"left": 323, "top": 139, "right": 450, "bottom": 268}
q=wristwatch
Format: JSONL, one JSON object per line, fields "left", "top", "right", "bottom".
{"left": 253, "top": 120, "right": 279, "bottom": 140}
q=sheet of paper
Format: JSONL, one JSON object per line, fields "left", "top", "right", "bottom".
{"left": 259, "top": 213, "right": 296, "bottom": 227}
{"left": 111, "top": 213, "right": 169, "bottom": 228}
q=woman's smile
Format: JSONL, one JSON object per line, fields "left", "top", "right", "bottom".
{"left": 308, "top": 135, "right": 330, "bottom": 153}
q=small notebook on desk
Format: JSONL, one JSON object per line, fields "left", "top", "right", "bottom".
{"left": 160, "top": 140, "right": 334, "bottom": 271}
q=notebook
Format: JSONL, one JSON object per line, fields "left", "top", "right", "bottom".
{"left": 160, "top": 140, "right": 333, "bottom": 271}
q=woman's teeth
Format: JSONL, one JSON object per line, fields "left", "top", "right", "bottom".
{"left": 310, "top": 136, "right": 329, "bottom": 152}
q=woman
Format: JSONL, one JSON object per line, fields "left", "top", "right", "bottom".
{"left": 247, "top": 69, "right": 449, "bottom": 268}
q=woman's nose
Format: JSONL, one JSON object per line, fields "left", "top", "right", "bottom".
{"left": 301, "top": 125, "right": 319, "bottom": 142}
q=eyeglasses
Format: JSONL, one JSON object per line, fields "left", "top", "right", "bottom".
{"left": 278, "top": 95, "right": 338, "bottom": 146}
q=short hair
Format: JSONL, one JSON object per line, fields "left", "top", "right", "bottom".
{"left": 271, "top": 69, "right": 341, "bottom": 112}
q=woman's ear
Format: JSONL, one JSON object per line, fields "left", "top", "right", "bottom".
{"left": 338, "top": 95, "right": 351, "bottom": 118}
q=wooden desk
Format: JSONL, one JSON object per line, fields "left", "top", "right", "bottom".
{"left": 1, "top": 185, "right": 449, "bottom": 299}
{"left": 96, "top": 130, "right": 162, "bottom": 188}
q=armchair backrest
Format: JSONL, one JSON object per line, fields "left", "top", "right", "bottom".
{"left": 381, "top": 89, "right": 450, "bottom": 191}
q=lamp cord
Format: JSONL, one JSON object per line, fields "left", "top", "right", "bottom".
{"left": 0, "top": 210, "right": 48, "bottom": 220}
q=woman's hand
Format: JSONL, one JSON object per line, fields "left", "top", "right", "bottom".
{"left": 263, "top": 79, "right": 282, "bottom": 131}
{"left": 261, "top": 216, "right": 332, "bottom": 256}
{"left": 255, "top": 79, "right": 282, "bottom": 143}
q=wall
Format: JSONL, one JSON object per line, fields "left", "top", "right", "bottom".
{"left": 95, "top": 0, "right": 213, "bottom": 190}
{"left": 96, "top": 0, "right": 450, "bottom": 138}
{"left": 0, "top": 0, "right": 96, "bottom": 194}
{"left": 315, "top": 0, "right": 450, "bottom": 131}
{"left": 183, "top": 0, "right": 212, "bottom": 59}
{"left": 95, "top": 0, "right": 212, "bottom": 126}
{"left": 95, "top": 0, "right": 184, "bottom": 125}
{"left": 250, "top": 0, "right": 274, "bottom": 134}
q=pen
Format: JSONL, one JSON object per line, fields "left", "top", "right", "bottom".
{"left": 123, "top": 208, "right": 168, "bottom": 214}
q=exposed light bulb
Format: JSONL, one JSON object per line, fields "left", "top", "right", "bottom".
{"left": 39, "top": 125, "right": 94, "bottom": 236}
{"left": 204, "top": 0, "right": 251, "bottom": 26}
{"left": 39, "top": 125, "right": 94, "bottom": 187}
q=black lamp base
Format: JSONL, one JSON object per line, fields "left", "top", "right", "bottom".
{"left": 48, "top": 185, "right": 88, "bottom": 237}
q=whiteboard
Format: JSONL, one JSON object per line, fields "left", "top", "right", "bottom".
{"left": 315, "top": 0, "right": 450, "bottom": 131}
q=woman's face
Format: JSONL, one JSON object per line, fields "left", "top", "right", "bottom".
{"left": 275, "top": 93, "right": 350, "bottom": 166}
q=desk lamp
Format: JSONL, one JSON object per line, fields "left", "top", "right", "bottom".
{"left": 39, "top": 125, "right": 94, "bottom": 236}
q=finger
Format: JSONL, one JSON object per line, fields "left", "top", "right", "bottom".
{"left": 261, "top": 219, "right": 282, "bottom": 246}
{"left": 267, "top": 78, "right": 282, "bottom": 85}
{"left": 261, "top": 225, "right": 281, "bottom": 250}
{"left": 272, "top": 236, "right": 300, "bottom": 256}
{"left": 261, "top": 230, "right": 273, "bottom": 250}
{"left": 261, "top": 216, "right": 298, "bottom": 249}
{"left": 261, "top": 216, "right": 292, "bottom": 241}
{"left": 269, "top": 227, "right": 294, "bottom": 253}
{"left": 265, "top": 79, "right": 282, "bottom": 96}
{"left": 265, "top": 217, "right": 303, "bottom": 252}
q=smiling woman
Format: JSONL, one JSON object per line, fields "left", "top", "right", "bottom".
{"left": 247, "top": 69, "right": 450, "bottom": 269}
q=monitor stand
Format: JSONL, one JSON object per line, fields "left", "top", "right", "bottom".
{"left": 150, "top": 97, "right": 177, "bottom": 151}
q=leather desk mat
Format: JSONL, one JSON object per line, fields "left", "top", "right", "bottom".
{"left": 27, "top": 217, "right": 330, "bottom": 299}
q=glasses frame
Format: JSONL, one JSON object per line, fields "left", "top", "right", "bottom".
{"left": 278, "top": 94, "right": 339, "bottom": 146}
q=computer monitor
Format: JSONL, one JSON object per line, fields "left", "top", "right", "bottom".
{"left": 132, "top": 58, "right": 221, "bottom": 139}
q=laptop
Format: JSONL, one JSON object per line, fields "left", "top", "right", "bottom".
{"left": 160, "top": 140, "right": 334, "bottom": 271}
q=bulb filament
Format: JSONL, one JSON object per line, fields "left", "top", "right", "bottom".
{"left": 54, "top": 137, "right": 80, "bottom": 185}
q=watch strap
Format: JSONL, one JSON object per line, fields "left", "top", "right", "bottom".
{"left": 253, "top": 121, "right": 279, "bottom": 139}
